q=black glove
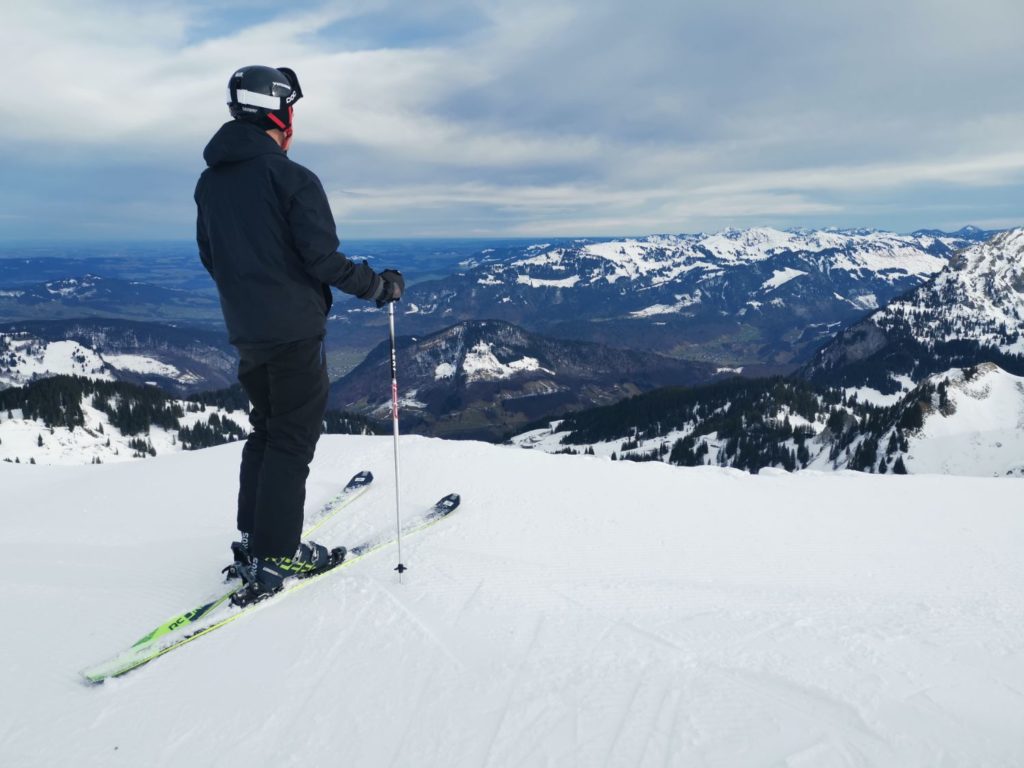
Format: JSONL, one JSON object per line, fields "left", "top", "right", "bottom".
{"left": 374, "top": 269, "right": 404, "bottom": 308}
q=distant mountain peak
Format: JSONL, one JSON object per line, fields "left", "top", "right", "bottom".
{"left": 804, "top": 227, "right": 1024, "bottom": 390}
{"left": 404, "top": 226, "right": 979, "bottom": 370}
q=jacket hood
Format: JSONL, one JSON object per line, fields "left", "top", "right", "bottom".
{"left": 203, "top": 120, "right": 284, "bottom": 167}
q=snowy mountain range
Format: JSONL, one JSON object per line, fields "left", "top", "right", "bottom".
{"left": 0, "top": 320, "right": 237, "bottom": 394}
{"left": 3, "top": 435, "right": 1021, "bottom": 766}
{"left": 2, "top": 226, "right": 1018, "bottom": 476}
{"left": 329, "top": 320, "right": 715, "bottom": 439}
{"left": 806, "top": 228, "right": 1024, "bottom": 391}
{"left": 398, "top": 227, "right": 980, "bottom": 368}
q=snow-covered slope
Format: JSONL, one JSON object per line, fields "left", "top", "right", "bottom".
{"left": 513, "top": 364, "right": 1024, "bottom": 478}
{"left": 1, "top": 323, "right": 238, "bottom": 394}
{"left": 0, "top": 333, "right": 113, "bottom": 386}
{"left": 898, "top": 364, "right": 1024, "bottom": 476}
{"left": 0, "top": 390, "right": 248, "bottom": 465}
{"left": 2, "top": 437, "right": 1022, "bottom": 766}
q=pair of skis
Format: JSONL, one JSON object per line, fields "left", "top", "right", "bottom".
{"left": 82, "top": 472, "right": 460, "bottom": 683}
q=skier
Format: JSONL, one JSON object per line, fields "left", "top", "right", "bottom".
{"left": 194, "top": 65, "right": 404, "bottom": 602}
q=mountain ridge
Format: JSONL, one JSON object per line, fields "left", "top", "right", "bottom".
{"left": 1, "top": 319, "right": 237, "bottom": 394}
{"left": 511, "top": 363, "right": 1024, "bottom": 478}
{"left": 804, "top": 227, "right": 1024, "bottom": 391}
{"left": 329, "top": 319, "right": 717, "bottom": 439}
{"left": 393, "top": 227, "right": 983, "bottom": 368}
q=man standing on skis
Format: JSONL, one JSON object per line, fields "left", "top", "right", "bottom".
{"left": 194, "top": 65, "right": 404, "bottom": 603}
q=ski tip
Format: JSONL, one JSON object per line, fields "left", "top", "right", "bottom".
{"left": 435, "top": 493, "right": 460, "bottom": 512}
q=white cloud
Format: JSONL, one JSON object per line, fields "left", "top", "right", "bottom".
{"left": 1, "top": 0, "right": 1022, "bottom": 237}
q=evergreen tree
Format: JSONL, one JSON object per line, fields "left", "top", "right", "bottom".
{"left": 797, "top": 443, "right": 810, "bottom": 467}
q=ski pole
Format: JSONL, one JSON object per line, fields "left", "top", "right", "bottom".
{"left": 387, "top": 301, "right": 406, "bottom": 580}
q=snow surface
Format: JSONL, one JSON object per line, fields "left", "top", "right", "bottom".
{"left": 0, "top": 393, "right": 250, "bottom": 466}
{"left": 462, "top": 341, "right": 551, "bottom": 382}
{"left": 761, "top": 267, "right": 808, "bottom": 291}
{"left": 1, "top": 436, "right": 1022, "bottom": 767}
{"left": 903, "top": 365, "right": 1024, "bottom": 477}
{"left": 630, "top": 291, "right": 703, "bottom": 318}
{"left": 0, "top": 335, "right": 113, "bottom": 388}
{"left": 515, "top": 274, "right": 581, "bottom": 289}
{"left": 103, "top": 354, "right": 190, "bottom": 380}
{"left": 849, "top": 293, "right": 879, "bottom": 310}
{"left": 844, "top": 385, "right": 905, "bottom": 407}
{"left": 0, "top": 334, "right": 204, "bottom": 388}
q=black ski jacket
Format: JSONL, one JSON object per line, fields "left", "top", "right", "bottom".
{"left": 195, "top": 120, "right": 380, "bottom": 348}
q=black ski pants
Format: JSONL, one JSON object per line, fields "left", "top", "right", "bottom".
{"left": 236, "top": 337, "right": 328, "bottom": 558}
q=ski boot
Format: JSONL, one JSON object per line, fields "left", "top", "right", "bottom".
{"left": 221, "top": 532, "right": 251, "bottom": 581}
{"left": 231, "top": 541, "right": 346, "bottom": 607}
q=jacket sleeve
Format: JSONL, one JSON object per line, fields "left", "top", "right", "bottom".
{"left": 287, "top": 176, "right": 382, "bottom": 300}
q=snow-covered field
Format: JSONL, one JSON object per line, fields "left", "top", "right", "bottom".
{"left": 0, "top": 396, "right": 249, "bottom": 465}
{"left": 1, "top": 436, "right": 1021, "bottom": 767}
{"left": 0, "top": 336, "right": 112, "bottom": 387}
{"left": 0, "top": 333, "right": 203, "bottom": 390}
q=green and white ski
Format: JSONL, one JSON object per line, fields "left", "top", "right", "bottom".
{"left": 81, "top": 470, "right": 373, "bottom": 680}
{"left": 82, "top": 491, "right": 460, "bottom": 684}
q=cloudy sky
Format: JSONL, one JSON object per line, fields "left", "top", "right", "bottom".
{"left": 2, "top": 0, "right": 1022, "bottom": 240}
